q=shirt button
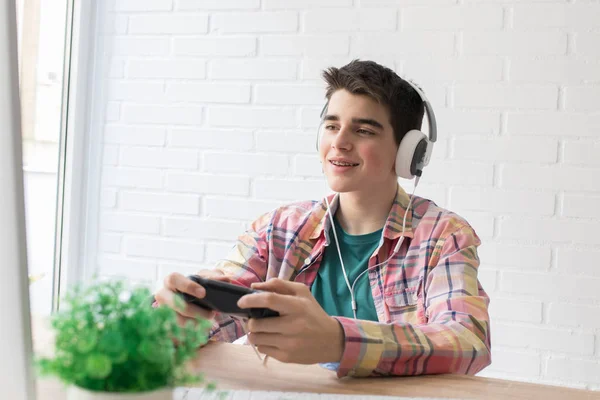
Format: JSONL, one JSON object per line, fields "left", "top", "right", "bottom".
{"left": 304, "top": 257, "right": 311, "bottom": 264}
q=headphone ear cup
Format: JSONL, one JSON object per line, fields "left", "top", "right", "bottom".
{"left": 395, "top": 129, "right": 428, "bottom": 179}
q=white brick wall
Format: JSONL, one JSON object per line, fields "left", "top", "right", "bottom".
{"left": 84, "top": 0, "right": 600, "bottom": 390}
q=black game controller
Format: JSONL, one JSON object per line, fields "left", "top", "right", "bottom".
{"left": 180, "top": 275, "right": 279, "bottom": 319}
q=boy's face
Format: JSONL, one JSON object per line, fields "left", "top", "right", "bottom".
{"left": 319, "top": 89, "right": 398, "bottom": 194}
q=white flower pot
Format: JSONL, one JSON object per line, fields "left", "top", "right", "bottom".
{"left": 67, "top": 385, "right": 173, "bottom": 400}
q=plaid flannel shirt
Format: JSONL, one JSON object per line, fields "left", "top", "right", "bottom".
{"left": 208, "top": 185, "right": 491, "bottom": 378}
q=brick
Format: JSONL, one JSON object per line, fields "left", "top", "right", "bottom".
{"left": 264, "top": 0, "right": 351, "bottom": 8}
{"left": 208, "top": 107, "right": 297, "bottom": 128}
{"left": 462, "top": 32, "right": 567, "bottom": 56}
{"left": 157, "top": 264, "right": 205, "bottom": 281}
{"left": 304, "top": 9, "right": 397, "bottom": 32}
{"left": 169, "top": 128, "right": 253, "bottom": 151}
{"left": 255, "top": 84, "right": 324, "bottom": 105}
{"left": 108, "top": 58, "right": 125, "bottom": 78}
{"left": 489, "top": 298, "right": 543, "bottom": 323}
{"left": 562, "top": 194, "right": 600, "bottom": 219}
{"left": 453, "top": 137, "right": 557, "bottom": 163}
{"left": 100, "top": 212, "right": 161, "bottom": 234}
{"left": 204, "top": 197, "right": 282, "bottom": 220}
{"left": 507, "top": 113, "right": 600, "bottom": 137}
{"left": 404, "top": 57, "right": 503, "bottom": 83}
{"left": 358, "top": 0, "right": 454, "bottom": 5}
{"left": 100, "top": 234, "right": 122, "bottom": 253}
{"left": 98, "top": 257, "right": 157, "bottom": 282}
{"left": 165, "top": 83, "right": 251, "bottom": 104}
{"left": 126, "top": 237, "right": 204, "bottom": 263}
{"left": 104, "top": 124, "right": 166, "bottom": 146}
{"left": 115, "top": 0, "right": 172, "bottom": 12}
{"left": 513, "top": 4, "right": 600, "bottom": 29}
{"left": 173, "top": 37, "right": 256, "bottom": 57}
{"left": 501, "top": 165, "right": 600, "bottom": 192}
{"left": 485, "top": 349, "right": 541, "bottom": 378}
{"left": 110, "top": 37, "right": 170, "bottom": 56}
{"left": 205, "top": 243, "right": 237, "bottom": 264}
{"left": 121, "top": 104, "right": 203, "bottom": 125}
{"left": 204, "top": 152, "right": 289, "bottom": 175}
{"left": 556, "top": 249, "right": 600, "bottom": 278}
{"left": 500, "top": 271, "right": 600, "bottom": 301}
{"left": 454, "top": 84, "right": 558, "bottom": 110}
{"left": 107, "top": 80, "right": 165, "bottom": 102}
{"left": 102, "top": 145, "right": 119, "bottom": 166}
{"left": 494, "top": 323, "right": 594, "bottom": 355}
{"left": 209, "top": 59, "right": 297, "bottom": 80}
{"left": 564, "top": 87, "right": 600, "bottom": 112}
{"left": 509, "top": 60, "right": 600, "bottom": 84}
{"left": 121, "top": 147, "right": 198, "bottom": 169}
{"left": 164, "top": 217, "right": 244, "bottom": 240}
{"left": 106, "top": 102, "right": 120, "bottom": 122}
{"left": 166, "top": 172, "right": 250, "bottom": 196}
{"left": 129, "top": 14, "right": 208, "bottom": 34}
{"left": 451, "top": 187, "right": 555, "bottom": 216}
{"left": 101, "top": 189, "right": 118, "bottom": 208}
{"left": 434, "top": 110, "right": 500, "bottom": 135}
{"left": 211, "top": 12, "right": 298, "bottom": 33}
{"left": 302, "top": 57, "right": 391, "bottom": 81}
{"left": 101, "top": 167, "right": 163, "bottom": 189}
{"left": 120, "top": 191, "right": 199, "bottom": 215}
{"left": 261, "top": 35, "right": 350, "bottom": 56}
{"left": 563, "top": 141, "right": 600, "bottom": 167}
{"left": 451, "top": 211, "right": 494, "bottom": 239}
{"left": 255, "top": 131, "right": 315, "bottom": 154}
{"left": 499, "top": 216, "right": 600, "bottom": 245}
{"left": 477, "top": 268, "right": 496, "bottom": 293}
{"left": 176, "top": 0, "right": 260, "bottom": 10}
{"left": 577, "top": 33, "right": 600, "bottom": 57}
{"left": 101, "top": 15, "right": 127, "bottom": 36}
{"left": 355, "top": 33, "right": 455, "bottom": 56}
{"left": 300, "top": 107, "right": 323, "bottom": 129}
{"left": 549, "top": 302, "right": 600, "bottom": 330}
{"left": 421, "top": 161, "right": 494, "bottom": 185}
{"left": 402, "top": 5, "right": 502, "bottom": 30}
{"left": 478, "top": 243, "right": 552, "bottom": 271}
{"left": 294, "top": 155, "right": 323, "bottom": 177}
{"left": 126, "top": 58, "right": 206, "bottom": 79}
{"left": 253, "top": 178, "right": 330, "bottom": 201}
{"left": 547, "top": 358, "right": 600, "bottom": 385}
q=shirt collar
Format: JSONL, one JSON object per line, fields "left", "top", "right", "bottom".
{"left": 309, "top": 184, "right": 415, "bottom": 242}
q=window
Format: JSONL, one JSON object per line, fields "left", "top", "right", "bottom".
{"left": 16, "top": 0, "right": 70, "bottom": 316}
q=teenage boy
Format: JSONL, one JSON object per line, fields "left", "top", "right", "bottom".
{"left": 154, "top": 60, "right": 491, "bottom": 378}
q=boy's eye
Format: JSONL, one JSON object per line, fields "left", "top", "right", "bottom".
{"left": 325, "top": 125, "right": 338, "bottom": 130}
{"left": 357, "top": 129, "right": 374, "bottom": 135}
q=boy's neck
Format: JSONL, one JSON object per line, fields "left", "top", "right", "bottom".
{"left": 335, "top": 182, "right": 398, "bottom": 236}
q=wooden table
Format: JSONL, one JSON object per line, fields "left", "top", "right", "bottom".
{"left": 37, "top": 340, "right": 600, "bottom": 399}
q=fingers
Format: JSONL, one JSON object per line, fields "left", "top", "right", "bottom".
{"left": 247, "top": 315, "right": 298, "bottom": 334}
{"left": 164, "top": 272, "right": 205, "bottom": 298}
{"left": 250, "top": 278, "right": 308, "bottom": 296}
{"left": 237, "top": 291, "right": 304, "bottom": 315}
{"left": 154, "top": 286, "right": 216, "bottom": 320}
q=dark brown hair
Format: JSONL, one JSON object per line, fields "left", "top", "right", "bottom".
{"left": 322, "top": 59, "right": 425, "bottom": 146}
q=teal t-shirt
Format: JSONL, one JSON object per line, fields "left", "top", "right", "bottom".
{"left": 311, "top": 217, "right": 381, "bottom": 321}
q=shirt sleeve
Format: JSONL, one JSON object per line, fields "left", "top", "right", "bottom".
{"left": 207, "top": 211, "right": 274, "bottom": 343}
{"left": 334, "top": 223, "right": 491, "bottom": 378}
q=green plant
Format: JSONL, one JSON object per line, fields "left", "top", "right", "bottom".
{"left": 37, "top": 279, "right": 213, "bottom": 393}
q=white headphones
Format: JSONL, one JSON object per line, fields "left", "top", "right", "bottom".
{"left": 317, "top": 79, "right": 437, "bottom": 180}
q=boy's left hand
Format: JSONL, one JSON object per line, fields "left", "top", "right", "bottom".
{"left": 237, "top": 278, "right": 344, "bottom": 365}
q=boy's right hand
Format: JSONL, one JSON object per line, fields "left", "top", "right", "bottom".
{"left": 153, "top": 270, "right": 231, "bottom": 327}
